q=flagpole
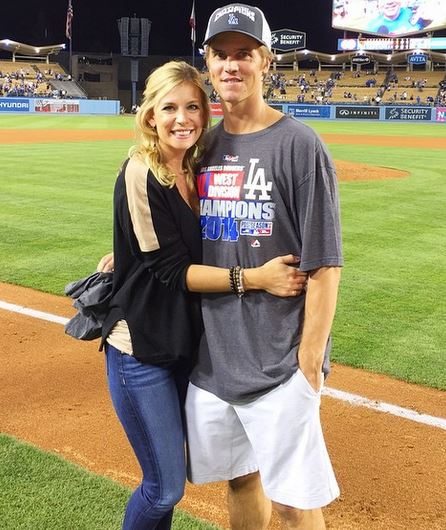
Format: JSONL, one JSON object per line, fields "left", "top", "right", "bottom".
{"left": 190, "top": 0, "right": 196, "bottom": 67}
{"left": 69, "top": 35, "right": 72, "bottom": 76}
{"left": 66, "top": 0, "right": 74, "bottom": 76}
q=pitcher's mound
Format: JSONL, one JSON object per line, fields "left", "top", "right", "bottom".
{"left": 336, "top": 160, "right": 409, "bottom": 181}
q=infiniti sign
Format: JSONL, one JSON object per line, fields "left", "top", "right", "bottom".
{"left": 335, "top": 106, "right": 379, "bottom": 119}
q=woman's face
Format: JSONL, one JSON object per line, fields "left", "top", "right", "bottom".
{"left": 148, "top": 81, "right": 205, "bottom": 158}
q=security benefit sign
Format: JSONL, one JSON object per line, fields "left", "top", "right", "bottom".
{"left": 271, "top": 29, "right": 306, "bottom": 51}
{"left": 385, "top": 107, "right": 432, "bottom": 121}
{"left": 335, "top": 106, "right": 380, "bottom": 120}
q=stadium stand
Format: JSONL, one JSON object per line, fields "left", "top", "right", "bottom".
{"left": 258, "top": 66, "right": 446, "bottom": 105}
{"left": 0, "top": 59, "right": 87, "bottom": 99}
{"left": 1, "top": 36, "right": 445, "bottom": 109}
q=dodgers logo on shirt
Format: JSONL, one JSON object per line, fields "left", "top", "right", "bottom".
{"left": 198, "top": 158, "right": 275, "bottom": 242}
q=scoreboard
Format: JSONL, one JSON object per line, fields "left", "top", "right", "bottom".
{"left": 338, "top": 37, "right": 446, "bottom": 51}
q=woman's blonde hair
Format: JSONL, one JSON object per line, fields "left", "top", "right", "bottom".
{"left": 130, "top": 60, "right": 210, "bottom": 188}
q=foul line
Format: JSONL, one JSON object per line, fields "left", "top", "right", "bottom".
{"left": 0, "top": 300, "right": 69, "bottom": 325}
{"left": 1, "top": 299, "right": 445, "bottom": 431}
{"left": 322, "top": 387, "right": 446, "bottom": 431}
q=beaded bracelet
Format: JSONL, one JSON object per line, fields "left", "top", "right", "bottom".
{"left": 229, "top": 266, "right": 245, "bottom": 298}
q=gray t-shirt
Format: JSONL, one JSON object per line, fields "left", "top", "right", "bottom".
{"left": 190, "top": 116, "right": 343, "bottom": 402}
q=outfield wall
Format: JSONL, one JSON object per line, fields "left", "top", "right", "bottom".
{"left": 230, "top": 103, "right": 446, "bottom": 123}
{"left": 0, "top": 98, "right": 120, "bottom": 115}
{"left": 283, "top": 104, "right": 446, "bottom": 122}
{"left": 1, "top": 98, "right": 445, "bottom": 122}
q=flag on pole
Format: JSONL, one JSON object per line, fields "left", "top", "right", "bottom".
{"left": 66, "top": 0, "right": 74, "bottom": 40}
{"left": 189, "top": 1, "right": 196, "bottom": 44}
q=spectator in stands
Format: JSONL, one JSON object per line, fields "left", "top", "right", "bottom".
{"left": 366, "top": 0, "right": 432, "bottom": 35}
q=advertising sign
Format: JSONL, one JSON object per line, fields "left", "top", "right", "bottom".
{"left": 338, "top": 36, "right": 446, "bottom": 51}
{"left": 335, "top": 106, "right": 380, "bottom": 119}
{"left": 0, "top": 98, "right": 30, "bottom": 112}
{"left": 332, "top": 0, "right": 446, "bottom": 37}
{"left": 351, "top": 55, "right": 371, "bottom": 64}
{"left": 435, "top": 107, "right": 446, "bottom": 122}
{"left": 288, "top": 105, "right": 331, "bottom": 119}
{"left": 34, "top": 99, "right": 80, "bottom": 113}
{"left": 210, "top": 103, "right": 223, "bottom": 116}
{"left": 271, "top": 29, "right": 306, "bottom": 51}
{"left": 385, "top": 106, "right": 432, "bottom": 120}
{"left": 408, "top": 53, "right": 427, "bottom": 63}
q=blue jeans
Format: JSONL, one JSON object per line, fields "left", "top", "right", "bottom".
{"left": 105, "top": 343, "right": 188, "bottom": 530}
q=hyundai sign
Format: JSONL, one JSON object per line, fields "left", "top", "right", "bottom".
{"left": 271, "top": 29, "right": 306, "bottom": 51}
{"left": 0, "top": 98, "right": 30, "bottom": 112}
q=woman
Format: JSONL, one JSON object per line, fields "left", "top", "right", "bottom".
{"left": 100, "top": 60, "right": 305, "bottom": 530}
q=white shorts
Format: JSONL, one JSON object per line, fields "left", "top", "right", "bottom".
{"left": 185, "top": 370, "right": 340, "bottom": 510}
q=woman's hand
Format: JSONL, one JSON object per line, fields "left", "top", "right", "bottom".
{"left": 244, "top": 255, "right": 307, "bottom": 297}
{"left": 97, "top": 252, "right": 114, "bottom": 273}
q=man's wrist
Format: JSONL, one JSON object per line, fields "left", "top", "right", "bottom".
{"left": 243, "top": 267, "right": 261, "bottom": 291}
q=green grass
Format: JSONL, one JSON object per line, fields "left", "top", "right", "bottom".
{"left": 0, "top": 114, "right": 134, "bottom": 130}
{"left": 0, "top": 114, "right": 444, "bottom": 390}
{"left": 0, "top": 434, "right": 220, "bottom": 530}
{"left": 303, "top": 119, "right": 446, "bottom": 138}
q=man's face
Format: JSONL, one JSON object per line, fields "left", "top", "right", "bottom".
{"left": 379, "top": 0, "right": 402, "bottom": 20}
{"left": 206, "top": 32, "right": 269, "bottom": 106}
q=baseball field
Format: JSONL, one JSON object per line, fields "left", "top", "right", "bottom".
{"left": 0, "top": 114, "right": 445, "bottom": 529}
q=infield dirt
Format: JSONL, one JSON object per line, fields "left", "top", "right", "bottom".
{"left": 1, "top": 282, "right": 445, "bottom": 529}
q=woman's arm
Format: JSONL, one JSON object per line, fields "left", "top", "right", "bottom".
{"left": 98, "top": 252, "right": 307, "bottom": 297}
{"left": 186, "top": 255, "right": 307, "bottom": 297}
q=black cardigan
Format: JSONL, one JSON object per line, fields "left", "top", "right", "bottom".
{"left": 102, "top": 157, "right": 203, "bottom": 367}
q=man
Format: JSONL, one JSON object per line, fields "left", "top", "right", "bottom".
{"left": 366, "top": 0, "right": 428, "bottom": 35}
{"left": 185, "top": 4, "right": 343, "bottom": 530}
